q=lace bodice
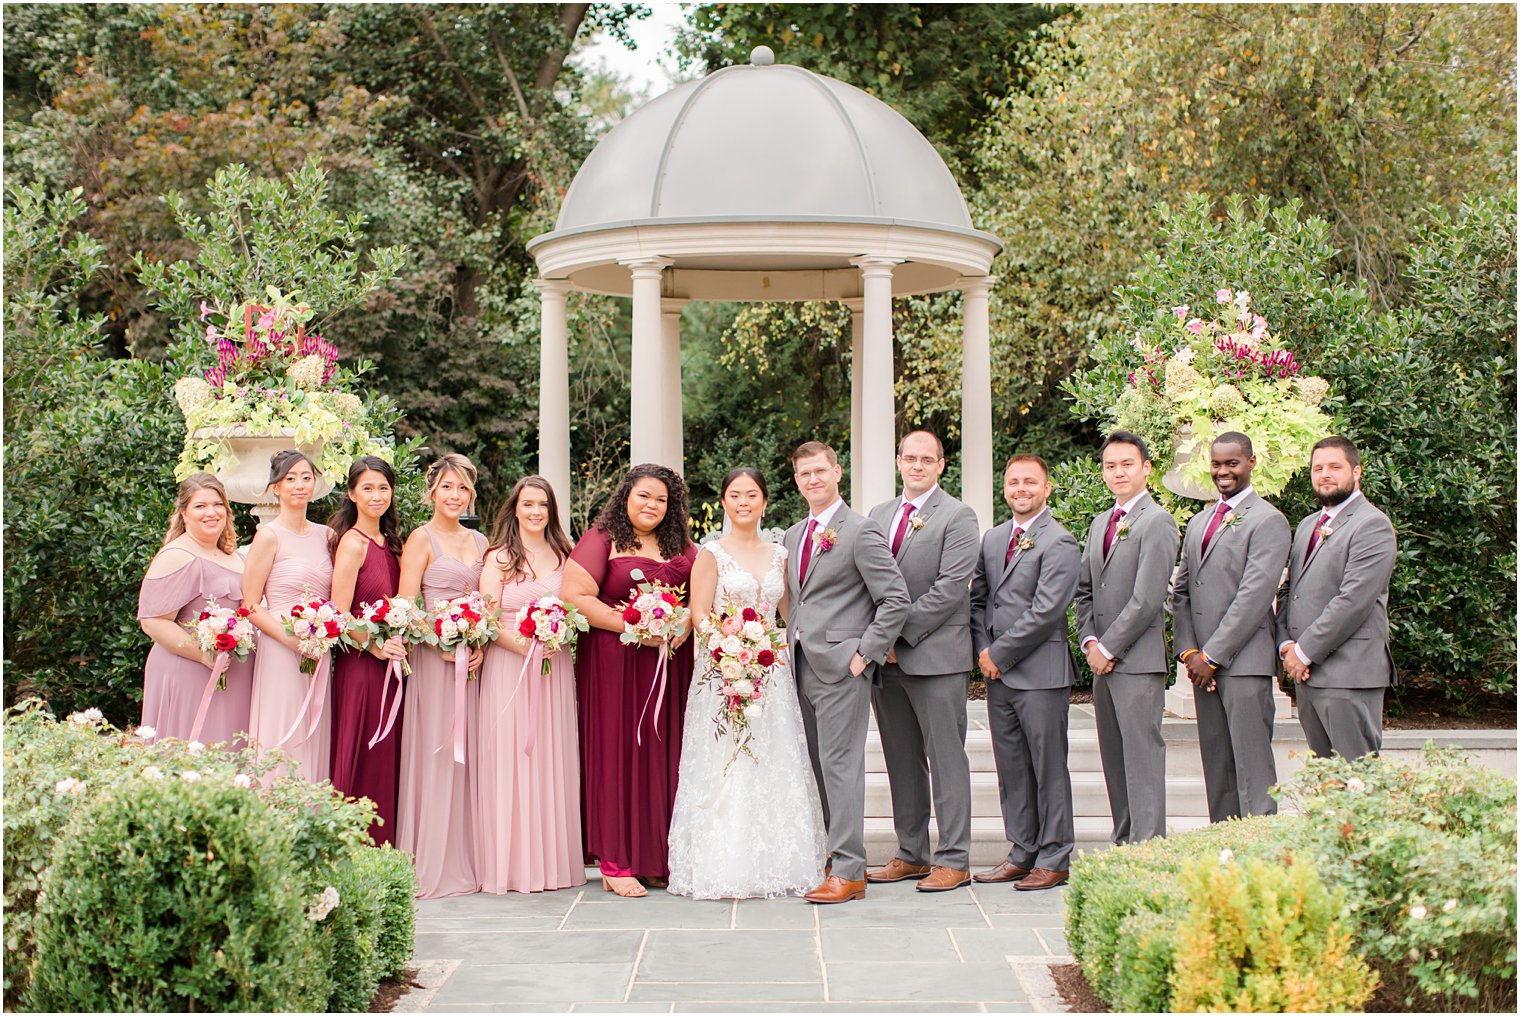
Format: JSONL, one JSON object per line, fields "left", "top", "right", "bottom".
{"left": 706, "top": 541, "right": 787, "bottom": 621}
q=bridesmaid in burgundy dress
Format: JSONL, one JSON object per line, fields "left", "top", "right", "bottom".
{"left": 562, "top": 463, "right": 697, "bottom": 898}
{"left": 137, "top": 474, "right": 253, "bottom": 747}
{"left": 476, "top": 476, "right": 586, "bottom": 894}
{"left": 328, "top": 456, "right": 407, "bottom": 846}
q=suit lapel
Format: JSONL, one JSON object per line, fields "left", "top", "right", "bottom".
{"left": 1304, "top": 496, "right": 1362, "bottom": 573}
{"left": 894, "top": 487, "right": 942, "bottom": 560}
{"left": 998, "top": 512, "right": 1048, "bottom": 591}
{"left": 1198, "top": 492, "right": 1254, "bottom": 567}
{"left": 1102, "top": 492, "right": 1151, "bottom": 569}
{"left": 801, "top": 506, "right": 851, "bottom": 591}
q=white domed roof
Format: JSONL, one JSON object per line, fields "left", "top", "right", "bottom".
{"left": 554, "top": 56, "right": 974, "bottom": 234}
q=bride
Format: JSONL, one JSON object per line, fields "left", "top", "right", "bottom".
{"left": 667, "top": 467, "right": 825, "bottom": 899}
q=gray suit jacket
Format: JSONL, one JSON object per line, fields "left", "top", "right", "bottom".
{"left": 1074, "top": 491, "right": 1180, "bottom": 675}
{"left": 1275, "top": 495, "right": 1398, "bottom": 690}
{"left": 868, "top": 486, "right": 980, "bottom": 676}
{"left": 1171, "top": 491, "right": 1292, "bottom": 677}
{"left": 784, "top": 504, "right": 911, "bottom": 683}
{"left": 969, "top": 510, "right": 1080, "bottom": 689}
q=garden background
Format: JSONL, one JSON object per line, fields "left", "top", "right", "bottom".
{"left": 4, "top": 2, "right": 1516, "bottom": 725}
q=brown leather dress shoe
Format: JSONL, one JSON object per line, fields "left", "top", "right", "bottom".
{"left": 865, "top": 858, "right": 933, "bottom": 883}
{"left": 1014, "top": 868, "right": 1069, "bottom": 891}
{"left": 915, "top": 867, "right": 971, "bottom": 892}
{"left": 972, "top": 860, "right": 1033, "bottom": 883}
{"left": 805, "top": 875, "right": 867, "bottom": 904}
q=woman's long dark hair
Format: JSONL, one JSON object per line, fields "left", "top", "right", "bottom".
{"left": 596, "top": 463, "right": 691, "bottom": 559}
{"left": 328, "top": 456, "right": 403, "bottom": 558}
{"left": 486, "top": 475, "right": 574, "bottom": 580}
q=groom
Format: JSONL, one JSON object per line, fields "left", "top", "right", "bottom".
{"left": 785, "top": 440, "right": 911, "bottom": 904}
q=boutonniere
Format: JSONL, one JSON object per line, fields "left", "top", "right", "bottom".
{"left": 1222, "top": 509, "right": 1241, "bottom": 530}
{"left": 1115, "top": 517, "right": 1131, "bottom": 541}
{"left": 1017, "top": 532, "right": 1035, "bottom": 553}
{"left": 814, "top": 527, "right": 838, "bottom": 554}
{"left": 908, "top": 513, "right": 926, "bottom": 532}
{"left": 1316, "top": 523, "right": 1333, "bottom": 542}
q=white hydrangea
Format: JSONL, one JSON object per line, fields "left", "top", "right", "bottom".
{"left": 180, "top": 770, "right": 202, "bottom": 783}
{"left": 285, "top": 354, "right": 327, "bottom": 390}
{"left": 1164, "top": 359, "right": 1205, "bottom": 397}
{"left": 173, "top": 376, "right": 215, "bottom": 415}
{"left": 233, "top": 773, "right": 254, "bottom": 788}
{"left": 68, "top": 708, "right": 104, "bottom": 726}
{"left": 1209, "top": 383, "right": 1245, "bottom": 418}
{"left": 306, "top": 885, "right": 341, "bottom": 922}
{"left": 332, "top": 392, "right": 364, "bottom": 420}
{"left": 1296, "top": 375, "right": 1330, "bottom": 406}
{"left": 142, "top": 766, "right": 165, "bottom": 781}
{"left": 135, "top": 725, "right": 158, "bottom": 740}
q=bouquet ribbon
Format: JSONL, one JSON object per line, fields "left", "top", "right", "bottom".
{"left": 367, "top": 658, "right": 406, "bottom": 750}
{"left": 448, "top": 647, "right": 470, "bottom": 764}
{"left": 493, "top": 643, "right": 544, "bottom": 757}
{"left": 275, "top": 654, "right": 329, "bottom": 748}
{"left": 187, "top": 651, "right": 232, "bottom": 744}
{"left": 636, "top": 643, "right": 671, "bottom": 747}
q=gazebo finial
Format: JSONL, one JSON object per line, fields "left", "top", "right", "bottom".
{"left": 749, "top": 45, "right": 775, "bottom": 66}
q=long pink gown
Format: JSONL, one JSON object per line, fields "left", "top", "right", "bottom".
{"left": 137, "top": 555, "right": 254, "bottom": 747}
{"left": 476, "top": 560, "right": 586, "bottom": 894}
{"left": 248, "top": 521, "right": 335, "bottom": 783}
{"left": 397, "top": 525, "right": 487, "bottom": 899}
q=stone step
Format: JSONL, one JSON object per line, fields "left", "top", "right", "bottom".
{"left": 864, "top": 728, "right": 1221, "bottom": 780}
{"left": 863, "top": 770, "right": 1211, "bottom": 819}
{"left": 863, "top": 814, "right": 1214, "bottom": 867}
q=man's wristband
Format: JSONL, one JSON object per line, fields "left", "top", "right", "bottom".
{"left": 1179, "top": 648, "right": 1200, "bottom": 662}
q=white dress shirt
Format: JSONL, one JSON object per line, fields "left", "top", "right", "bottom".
{"left": 796, "top": 497, "right": 845, "bottom": 582}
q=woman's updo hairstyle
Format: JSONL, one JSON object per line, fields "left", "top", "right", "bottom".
{"left": 425, "top": 453, "right": 478, "bottom": 512}
{"left": 720, "top": 466, "right": 768, "bottom": 503}
{"left": 266, "top": 449, "right": 319, "bottom": 492}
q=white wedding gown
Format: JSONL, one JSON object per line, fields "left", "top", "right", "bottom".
{"left": 667, "top": 540, "right": 826, "bottom": 899}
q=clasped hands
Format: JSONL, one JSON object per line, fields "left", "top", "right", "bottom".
{"left": 1279, "top": 642, "right": 1311, "bottom": 683}
{"left": 636, "top": 617, "right": 692, "bottom": 651}
{"left": 1184, "top": 651, "right": 1217, "bottom": 692}
{"left": 1083, "top": 641, "right": 1116, "bottom": 677}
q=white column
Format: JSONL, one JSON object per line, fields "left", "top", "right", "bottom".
{"left": 620, "top": 257, "right": 672, "bottom": 466}
{"left": 960, "top": 275, "right": 995, "bottom": 531}
{"left": 844, "top": 298, "right": 865, "bottom": 510}
{"left": 534, "top": 278, "right": 573, "bottom": 531}
{"left": 851, "top": 256, "right": 902, "bottom": 511}
{"left": 661, "top": 298, "right": 689, "bottom": 475}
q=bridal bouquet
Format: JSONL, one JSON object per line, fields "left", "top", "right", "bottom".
{"left": 186, "top": 599, "right": 256, "bottom": 689}
{"left": 280, "top": 596, "right": 346, "bottom": 675}
{"left": 514, "top": 595, "right": 588, "bottom": 677}
{"left": 344, "top": 595, "right": 426, "bottom": 675}
{"left": 700, "top": 599, "right": 787, "bottom": 769}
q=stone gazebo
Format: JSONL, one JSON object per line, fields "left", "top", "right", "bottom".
{"left": 528, "top": 47, "right": 1002, "bottom": 528}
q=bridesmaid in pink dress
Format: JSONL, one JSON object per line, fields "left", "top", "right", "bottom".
{"left": 476, "top": 476, "right": 586, "bottom": 894}
{"left": 244, "top": 451, "right": 335, "bottom": 783}
{"left": 328, "top": 456, "right": 408, "bottom": 846}
{"left": 137, "top": 474, "right": 253, "bottom": 747}
{"left": 396, "top": 454, "right": 487, "bottom": 898}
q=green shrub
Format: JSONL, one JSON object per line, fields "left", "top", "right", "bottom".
{"left": 369, "top": 845, "right": 420, "bottom": 980}
{"left": 1277, "top": 750, "right": 1518, "bottom": 1011}
{"left": 1171, "top": 855, "right": 1378, "bottom": 1012}
{"left": 29, "top": 771, "right": 327, "bottom": 1012}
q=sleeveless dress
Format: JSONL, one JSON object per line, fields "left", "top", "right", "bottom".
{"left": 475, "top": 560, "right": 586, "bottom": 894}
{"left": 137, "top": 554, "right": 254, "bottom": 748}
{"left": 248, "top": 521, "right": 335, "bottom": 783}
{"left": 570, "top": 527, "right": 697, "bottom": 879}
{"left": 330, "top": 537, "right": 403, "bottom": 846}
{"left": 396, "top": 525, "right": 487, "bottom": 899}
{"left": 667, "top": 541, "right": 826, "bottom": 898}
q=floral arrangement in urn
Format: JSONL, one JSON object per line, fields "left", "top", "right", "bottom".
{"left": 1112, "top": 288, "right": 1333, "bottom": 498}
{"left": 171, "top": 286, "right": 393, "bottom": 510}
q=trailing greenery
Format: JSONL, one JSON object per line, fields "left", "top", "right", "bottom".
{"left": 1066, "top": 750, "right": 1518, "bottom": 1013}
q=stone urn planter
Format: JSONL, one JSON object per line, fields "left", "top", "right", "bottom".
{"left": 193, "top": 427, "right": 331, "bottom": 525}
{"left": 1161, "top": 424, "right": 1214, "bottom": 501}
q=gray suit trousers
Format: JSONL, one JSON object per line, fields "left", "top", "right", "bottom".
{"left": 1093, "top": 671, "right": 1166, "bottom": 843}
{"left": 794, "top": 645, "right": 872, "bottom": 881}
{"left": 1194, "top": 675, "right": 1278, "bottom": 821}
{"left": 870, "top": 664, "right": 972, "bottom": 869}
{"left": 986, "top": 682, "right": 1075, "bottom": 871}
{"left": 1297, "top": 683, "right": 1384, "bottom": 760}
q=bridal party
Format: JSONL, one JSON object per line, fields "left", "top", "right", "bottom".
{"left": 137, "top": 427, "right": 1396, "bottom": 903}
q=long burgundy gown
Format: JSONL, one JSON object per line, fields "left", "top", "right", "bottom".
{"left": 330, "top": 537, "right": 403, "bottom": 846}
{"left": 570, "top": 527, "right": 696, "bottom": 879}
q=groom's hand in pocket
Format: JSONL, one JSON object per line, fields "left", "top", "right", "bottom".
{"left": 849, "top": 651, "right": 869, "bottom": 678}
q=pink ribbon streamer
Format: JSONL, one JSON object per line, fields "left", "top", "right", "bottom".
{"left": 367, "top": 658, "right": 405, "bottom": 750}
{"left": 493, "top": 643, "right": 541, "bottom": 756}
{"left": 187, "top": 651, "right": 231, "bottom": 744}
{"left": 448, "top": 647, "right": 469, "bottom": 764}
{"left": 635, "top": 644, "right": 670, "bottom": 747}
{"left": 275, "top": 654, "right": 329, "bottom": 748}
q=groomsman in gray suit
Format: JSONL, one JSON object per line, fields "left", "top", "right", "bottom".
{"left": 1276, "top": 436, "right": 1398, "bottom": 760}
{"left": 1171, "top": 432, "right": 1291, "bottom": 821}
{"left": 863, "top": 430, "right": 980, "bottom": 892}
{"left": 1075, "top": 431, "right": 1180, "bottom": 844}
{"left": 970, "top": 455, "right": 1081, "bottom": 891}
{"left": 784, "top": 441, "right": 911, "bottom": 904}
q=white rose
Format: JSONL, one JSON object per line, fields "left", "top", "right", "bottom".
{"left": 54, "top": 777, "right": 84, "bottom": 795}
{"left": 233, "top": 773, "right": 253, "bottom": 788}
{"left": 720, "top": 635, "right": 744, "bottom": 657}
{"left": 135, "top": 725, "right": 158, "bottom": 740}
{"left": 742, "top": 702, "right": 763, "bottom": 719}
{"left": 142, "top": 766, "right": 164, "bottom": 781}
{"left": 186, "top": 740, "right": 205, "bottom": 756}
{"left": 1218, "top": 848, "right": 1234, "bottom": 866}
{"left": 741, "top": 620, "right": 766, "bottom": 641}
{"left": 732, "top": 680, "right": 755, "bottom": 698}
{"left": 439, "top": 619, "right": 460, "bottom": 642}
{"left": 1346, "top": 776, "right": 1366, "bottom": 793}
{"left": 180, "top": 770, "right": 202, "bottom": 783}
{"left": 719, "top": 659, "right": 745, "bottom": 683}
{"left": 1409, "top": 904, "right": 1427, "bottom": 920}
{"left": 1443, "top": 899, "right": 1458, "bottom": 913}
{"left": 69, "top": 708, "right": 104, "bottom": 726}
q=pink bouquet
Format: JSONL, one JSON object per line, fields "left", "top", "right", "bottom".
{"left": 343, "top": 595, "right": 426, "bottom": 748}
{"left": 699, "top": 599, "right": 788, "bottom": 769}
{"left": 183, "top": 598, "right": 257, "bottom": 743}
{"left": 427, "top": 591, "right": 501, "bottom": 764}
{"left": 617, "top": 569, "right": 691, "bottom": 744}
{"left": 280, "top": 596, "right": 345, "bottom": 676}
{"left": 514, "top": 595, "right": 589, "bottom": 677}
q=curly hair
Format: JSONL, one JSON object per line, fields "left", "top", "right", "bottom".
{"left": 596, "top": 463, "right": 692, "bottom": 560}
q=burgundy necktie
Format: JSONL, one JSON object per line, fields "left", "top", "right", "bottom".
{"left": 1004, "top": 526, "right": 1025, "bottom": 566}
{"left": 1102, "top": 507, "right": 1127, "bottom": 557}
{"left": 798, "top": 518, "right": 819, "bottom": 584}
{"left": 889, "top": 503, "right": 915, "bottom": 556}
{"left": 1305, "top": 512, "right": 1331, "bottom": 563}
{"left": 1200, "top": 500, "right": 1231, "bottom": 554}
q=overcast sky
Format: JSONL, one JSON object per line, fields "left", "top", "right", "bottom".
{"left": 577, "top": 3, "right": 690, "bottom": 102}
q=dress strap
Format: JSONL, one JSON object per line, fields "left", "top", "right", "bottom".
{"left": 423, "top": 523, "right": 442, "bottom": 557}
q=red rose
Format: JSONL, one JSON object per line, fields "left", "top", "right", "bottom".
{"left": 741, "top": 607, "right": 759, "bottom": 622}
{"left": 756, "top": 649, "right": 775, "bottom": 668}
{"left": 518, "top": 618, "right": 536, "bottom": 638}
{"left": 661, "top": 591, "right": 678, "bottom": 606}
{"left": 434, "top": 618, "right": 445, "bottom": 635}
{"left": 214, "top": 632, "right": 238, "bottom": 652}
{"left": 621, "top": 605, "right": 642, "bottom": 624}
{"left": 236, "top": 607, "right": 251, "bottom": 617}
{"left": 290, "top": 604, "right": 305, "bottom": 616}
{"left": 198, "top": 610, "right": 211, "bottom": 621}
{"left": 711, "top": 647, "right": 724, "bottom": 661}
{"left": 324, "top": 620, "right": 342, "bottom": 639}
{"left": 373, "top": 601, "right": 389, "bottom": 620}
